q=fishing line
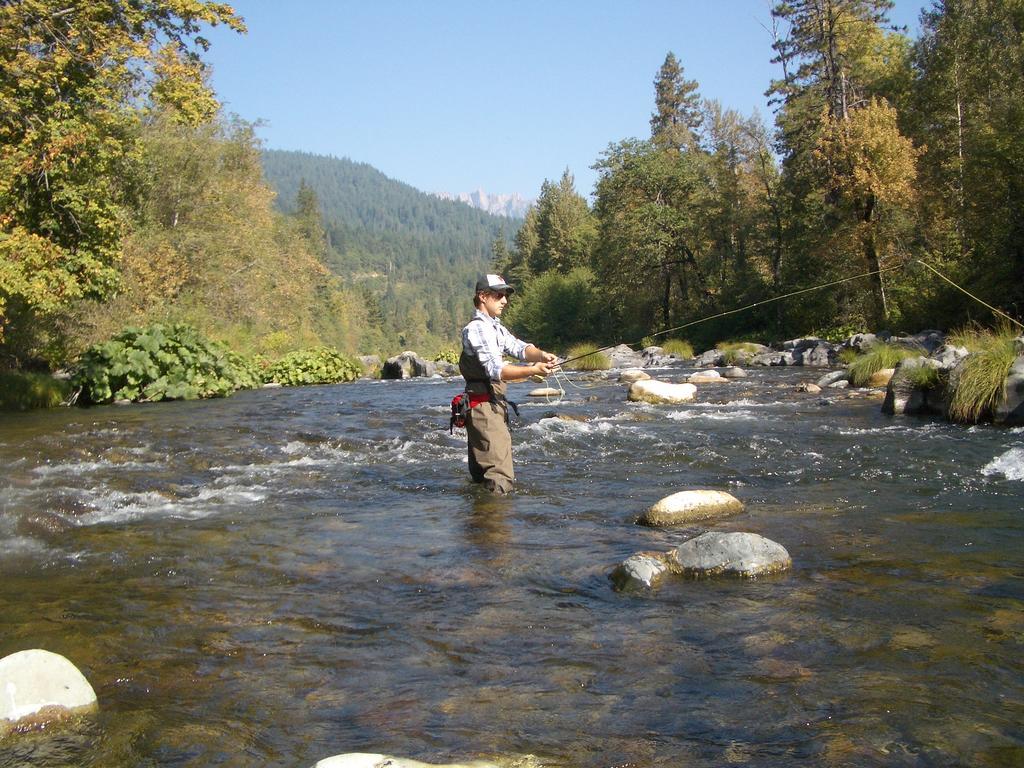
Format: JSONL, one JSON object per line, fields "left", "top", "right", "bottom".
{"left": 914, "top": 260, "right": 1024, "bottom": 331}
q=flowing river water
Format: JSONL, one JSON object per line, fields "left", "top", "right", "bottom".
{"left": 0, "top": 367, "right": 1022, "bottom": 767}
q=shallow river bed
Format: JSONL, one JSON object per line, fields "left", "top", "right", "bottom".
{"left": 1, "top": 368, "right": 1022, "bottom": 767}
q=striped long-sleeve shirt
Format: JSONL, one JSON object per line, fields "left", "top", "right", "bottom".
{"left": 461, "top": 309, "right": 530, "bottom": 381}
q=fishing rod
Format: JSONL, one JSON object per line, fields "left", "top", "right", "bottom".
{"left": 555, "top": 259, "right": 1022, "bottom": 368}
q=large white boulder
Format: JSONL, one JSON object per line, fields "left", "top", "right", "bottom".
{"left": 640, "top": 490, "right": 744, "bottom": 526}
{"left": 671, "top": 532, "right": 791, "bottom": 578}
{"left": 0, "top": 649, "right": 97, "bottom": 732}
{"left": 627, "top": 379, "right": 696, "bottom": 404}
{"left": 314, "top": 755, "right": 501, "bottom": 768}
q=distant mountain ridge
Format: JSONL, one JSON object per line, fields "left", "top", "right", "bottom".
{"left": 434, "top": 189, "right": 533, "bottom": 219}
{"left": 259, "top": 149, "right": 518, "bottom": 351}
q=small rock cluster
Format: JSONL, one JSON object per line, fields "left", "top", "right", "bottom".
{"left": 610, "top": 490, "right": 792, "bottom": 592}
{"left": 797, "top": 332, "right": 1024, "bottom": 426}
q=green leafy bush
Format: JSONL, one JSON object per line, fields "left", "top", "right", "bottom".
{"left": 846, "top": 343, "right": 920, "bottom": 387}
{"left": 433, "top": 347, "right": 460, "bottom": 365}
{"left": 264, "top": 347, "right": 362, "bottom": 386}
{"left": 502, "top": 268, "right": 606, "bottom": 351}
{"left": 947, "top": 325, "right": 1018, "bottom": 423}
{"left": 563, "top": 342, "right": 611, "bottom": 371}
{"left": 71, "top": 324, "right": 259, "bottom": 405}
{"left": 660, "top": 338, "right": 694, "bottom": 358}
{"left": 0, "top": 372, "right": 72, "bottom": 411}
{"left": 813, "top": 324, "right": 863, "bottom": 344}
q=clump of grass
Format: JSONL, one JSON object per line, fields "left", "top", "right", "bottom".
{"left": 563, "top": 342, "right": 611, "bottom": 371}
{"left": 947, "top": 324, "right": 1019, "bottom": 423}
{"left": 838, "top": 347, "right": 860, "bottom": 365}
{"left": 718, "top": 341, "right": 761, "bottom": 365}
{"left": 661, "top": 338, "right": 694, "bottom": 358}
{"left": 0, "top": 372, "right": 72, "bottom": 411}
{"left": 846, "top": 343, "right": 920, "bottom": 387}
{"left": 903, "top": 363, "right": 942, "bottom": 390}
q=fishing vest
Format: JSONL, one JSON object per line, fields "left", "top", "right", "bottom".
{"left": 452, "top": 319, "right": 518, "bottom": 431}
{"left": 458, "top": 347, "right": 508, "bottom": 401}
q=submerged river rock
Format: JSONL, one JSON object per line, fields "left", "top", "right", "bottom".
{"left": 671, "top": 531, "right": 792, "bottom": 578}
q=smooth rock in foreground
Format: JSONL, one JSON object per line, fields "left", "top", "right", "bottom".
{"left": 609, "top": 552, "right": 672, "bottom": 591}
{"left": 627, "top": 379, "right": 696, "bottom": 404}
{"left": 314, "top": 755, "right": 501, "bottom": 768}
{"left": 671, "top": 532, "right": 791, "bottom": 578}
{"left": 640, "top": 490, "right": 744, "bottom": 526}
{"left": 0, "top": 649, "right": 97, "bottom": 732}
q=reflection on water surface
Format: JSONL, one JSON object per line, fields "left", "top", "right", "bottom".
{"left": 1, "top": 369, "right": 1021, "bottom": 767}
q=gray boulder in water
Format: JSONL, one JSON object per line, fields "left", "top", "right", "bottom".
{"left": 750, "top": 350, "right": 794, "bottom": 367}
{"left": 797, "top": 342, "right": 838, "bottom": 367}
{"left": 995, "top": 352, "right": 1024, "bottom": 426}
{"left": 930, "top": 344, "right": 969, "bottom": 371}
{"left": 381, "top": 351, "right": 435, "bottom": 379}
{"left": 816, "top": 370, "right": 849, "bottom": 388}
{"left": 882, "top": 356, "right": 943, "bottom": 416}
{"left": 604, "top": 344, "right": 645, "bottom": 369}
{"left": 670, "top": 531, "right": 791, "bottom": 578}
{"left": 696, "top": 349, "right": 724, "bottom": 367}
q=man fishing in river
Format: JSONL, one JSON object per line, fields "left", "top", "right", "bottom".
{"left": 458, "top": 274, "right": 558, "bottom": 493}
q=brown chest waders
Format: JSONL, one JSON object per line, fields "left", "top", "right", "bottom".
{"left": 459, "top": 348, "right": 516, "bottom": 494}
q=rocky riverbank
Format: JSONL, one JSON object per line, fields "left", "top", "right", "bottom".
{"left": 386, "top": 329, "right": 1023, "bottom": 426}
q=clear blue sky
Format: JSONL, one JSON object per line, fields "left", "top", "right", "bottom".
{"left": 204, "top": 0, "right": 928, "bottom": 201}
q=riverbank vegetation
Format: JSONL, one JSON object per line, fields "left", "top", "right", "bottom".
{"left": 946, "top": 326, "right": 1019, "bottom": 423}
{"left": 71, "top": 324, "right": 262, "bottom": 405}
{"left": 661, "top": 339, "right": 695, "bottom": 359}
{"left": 0, "top": 372, "right": 70, "bottom": 411}
{"left": 846, "top": 343, "right": 921, "bottom": 387}
{"left": 563, "top": 343, "right": 611, "bottom": 371}
{"left": 263, "top": 348, "right": 362, "bottom": 388}
{"left": 0, "top": 0, "right": 379, "bottom": 389}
